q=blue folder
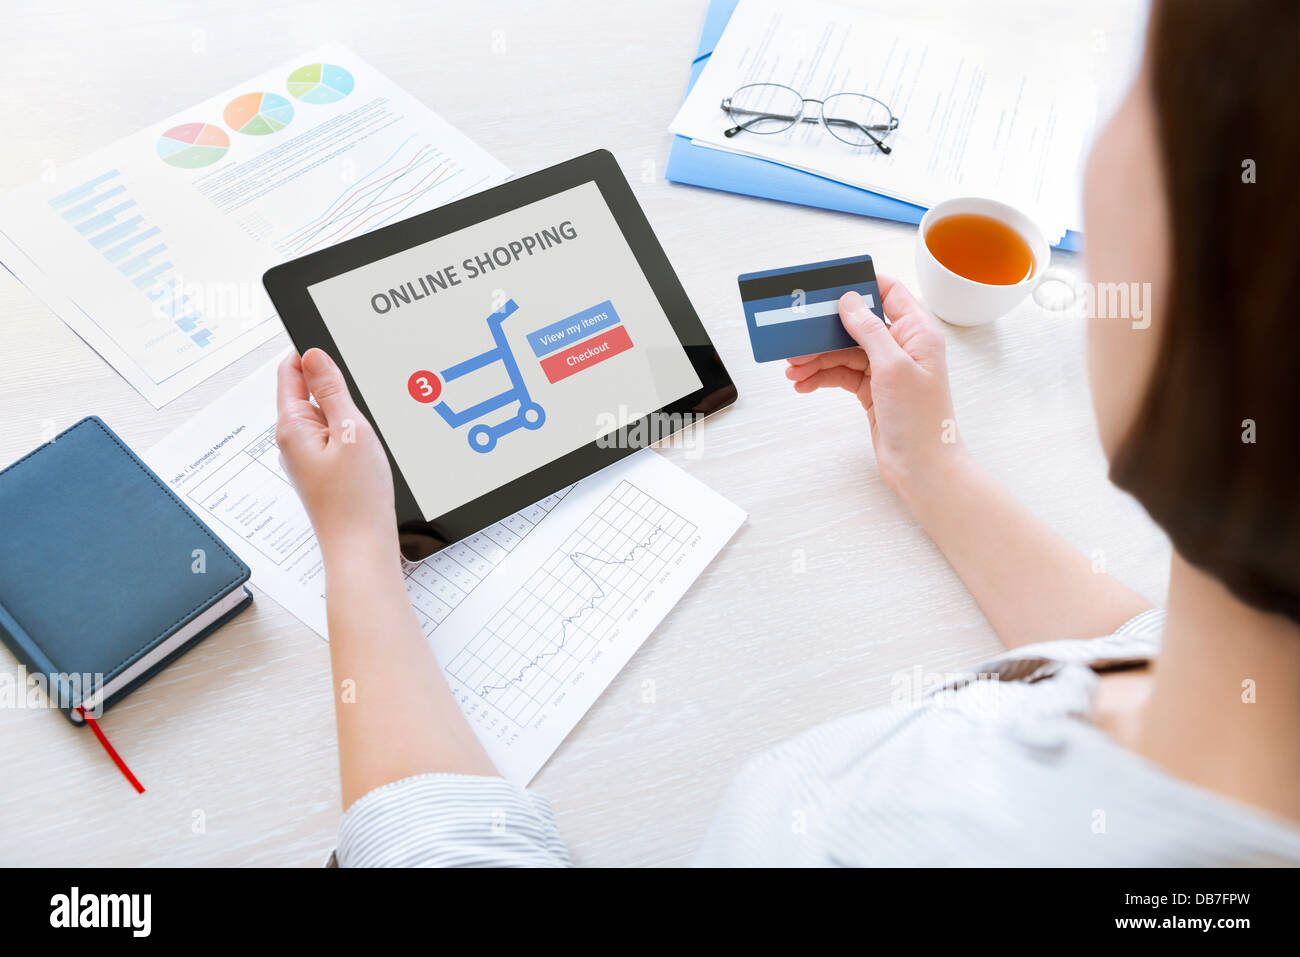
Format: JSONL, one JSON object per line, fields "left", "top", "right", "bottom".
{"left": 665, "top": 0, "right": 1083, "bottom": 252}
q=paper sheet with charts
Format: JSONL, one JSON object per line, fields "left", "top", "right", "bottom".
{"left": 0, "top": 44, "right": 509, "bottom": 407}
{"left": 144, "top": 355, "right": 745, "bottom": 783}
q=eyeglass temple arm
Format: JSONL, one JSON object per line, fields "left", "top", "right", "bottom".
{"left": 720, "top": 100, "right": 802, "bottom": 138}
{"left": 822, "top": 116, "right": 895, "bottom": 153}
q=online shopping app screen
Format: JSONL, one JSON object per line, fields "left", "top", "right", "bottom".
{"left": 307, "top": 181, "right": 703, "bottom": 520}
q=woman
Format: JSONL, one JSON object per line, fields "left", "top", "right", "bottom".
{"left": 274, "top": 0, "right": 1299, "bottom": 866}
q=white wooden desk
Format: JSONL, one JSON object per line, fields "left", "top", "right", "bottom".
{"left": 0, "top": 0, "right": 1164, "bottom": 866}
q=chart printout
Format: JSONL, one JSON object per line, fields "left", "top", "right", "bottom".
{"left": 0, "top": 44, "right": 509, "bottom": 406}
{"left": 146, "top": 356, "right": 745, "bottom": 781}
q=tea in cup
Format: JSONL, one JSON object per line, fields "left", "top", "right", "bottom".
{"left": 915, "top": 197, "right": 1051, "bottom": 325}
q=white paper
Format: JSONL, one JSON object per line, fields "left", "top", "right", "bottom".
{"left": 145, "top": 356, "right": 745, "bottom": 782}
{"left": 0, "top": 44, "right": 509, "bottom": 407}
{"left": 669, "top": 0, "right": 1098, "bottom": 240}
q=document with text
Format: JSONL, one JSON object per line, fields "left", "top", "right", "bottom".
{"left": 670, "top": 0, "right": 1099, "bottom": 241}
{"left": 145, "top": 356, "right": 745, "bottom": 782}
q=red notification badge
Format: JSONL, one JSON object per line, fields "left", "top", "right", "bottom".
{"left": 407, "top": 370, "right": 441, "bottom": 403}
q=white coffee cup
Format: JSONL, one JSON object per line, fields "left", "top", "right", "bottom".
{"left": 915, "top": 197, "right": 1051, "bottom": 326}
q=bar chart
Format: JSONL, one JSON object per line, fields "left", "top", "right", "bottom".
{"left": 47, "top": 170, "right": 213, "bottom": 348}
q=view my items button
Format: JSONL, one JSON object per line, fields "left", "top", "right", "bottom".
{"left": 539, "top": 324, "right": 634, "bottom": 383}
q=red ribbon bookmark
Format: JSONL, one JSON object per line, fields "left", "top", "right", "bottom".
{"left": 77, "top": 706, "right": 146, "bottom": 794}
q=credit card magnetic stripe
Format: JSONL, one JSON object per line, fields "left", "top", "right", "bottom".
{"left": 737, "top": 255, "right": 878, "bottom": 302}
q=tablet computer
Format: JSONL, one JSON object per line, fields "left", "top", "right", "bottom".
{"left": 264, "top": 149, "right": 736, "bottom": 559}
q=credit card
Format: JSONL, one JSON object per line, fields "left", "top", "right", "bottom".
{"left": 737, "top": 254, "right": 885, "bottom": 362}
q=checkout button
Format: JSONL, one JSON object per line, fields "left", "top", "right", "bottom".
{"left": 539, "top": 325, "right": 634, "bottom": 383}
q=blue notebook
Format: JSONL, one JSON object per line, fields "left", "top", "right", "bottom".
{"left": 666, "top": 0, "right": 1084, "bottom": 252}
{"left": 0, "top": 416, "right": 251, "bottom": 723}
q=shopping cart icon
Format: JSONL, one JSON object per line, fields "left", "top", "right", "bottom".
{"left": 414, "top": 299, "right": 546, "bottom": 454}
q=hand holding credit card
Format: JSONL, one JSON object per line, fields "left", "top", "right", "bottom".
{"left": 738, "top": 254, "right": 887, "bottom": 362}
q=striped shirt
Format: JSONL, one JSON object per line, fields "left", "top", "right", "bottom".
{"left": 332, "top": 609, "right": 1300, "bottom": 866}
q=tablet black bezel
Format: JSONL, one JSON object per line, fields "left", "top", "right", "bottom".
{"left": 263, "top": 149, "right": 736, "bottom": 556}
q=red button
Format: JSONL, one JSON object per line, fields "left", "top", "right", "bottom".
{"left": 539, "top": 325, "right": 634, "bottom": 383}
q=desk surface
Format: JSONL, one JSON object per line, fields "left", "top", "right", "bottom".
{"left": 0, "top": 0, "right": 1164, "bottom": 866}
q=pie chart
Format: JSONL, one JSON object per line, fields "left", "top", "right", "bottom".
{"left": 224, "top": 92, "right": 294, "bottom": 135}
{"left": 157, "top": 122, "right": 230, "bottom": 168}
{"left": 287, "top": 63, "right": 355, "bottom": 105}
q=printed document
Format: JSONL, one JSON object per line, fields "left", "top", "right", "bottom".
{"left": 145, "top": 356, "right": 745, "bottom": 782}
{"left": 0, "top": 44, "right": 508, "bottom": 406}
{"left": 669, "top": 0, "right": 1099, "bottom": 241}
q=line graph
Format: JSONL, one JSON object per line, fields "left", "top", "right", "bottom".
{"left": 475, "top": 524, "right": 664, "bottom": 697}
{"left": 446, "top": 481, "right": 697, "bottom": 726}
{"left": 275, "top": 136, "right": 463, "bottom": 256}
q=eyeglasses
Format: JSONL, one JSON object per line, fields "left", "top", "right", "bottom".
{"left": 720, "top": 83, "right": 899, "bottom": 153}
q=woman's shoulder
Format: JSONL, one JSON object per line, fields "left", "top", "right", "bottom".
{"left": 694, "top": 609, "right": 1300, "bottom": 866}
{"left": 975, "top": 607, "right": 1165, "bottom": 681}
{"left": 742, "top": 608, "right": 1167, "bottom": 781}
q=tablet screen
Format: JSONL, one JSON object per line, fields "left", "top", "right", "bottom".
{"left": 306, "top": 180, "right": 703, "bottom": 521}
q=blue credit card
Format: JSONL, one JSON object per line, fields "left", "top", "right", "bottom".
{"left": 738, "top": 254, "right": 885, "bottom": 362}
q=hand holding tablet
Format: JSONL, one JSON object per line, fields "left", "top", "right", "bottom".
{"left": 264, "top": 150, "right": 736, "bottom": 557}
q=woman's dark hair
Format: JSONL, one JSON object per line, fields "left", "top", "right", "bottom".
{"left": 1109, "top": 0, "right": 1300, "bottom": 622}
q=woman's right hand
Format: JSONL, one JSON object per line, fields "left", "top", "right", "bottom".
{"left": 784, "top": 276, "right": 966, "bottom": 497}
{"left": 275, "top": 349, "right": 399, "bottom": 561}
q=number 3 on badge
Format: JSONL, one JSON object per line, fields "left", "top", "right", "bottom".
{"left": 407, "top": 370, "right": 441, "bottom": 403}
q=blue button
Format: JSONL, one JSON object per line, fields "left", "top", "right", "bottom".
{"left": 526, "top": 300, "right": 621, "bottom": 357}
